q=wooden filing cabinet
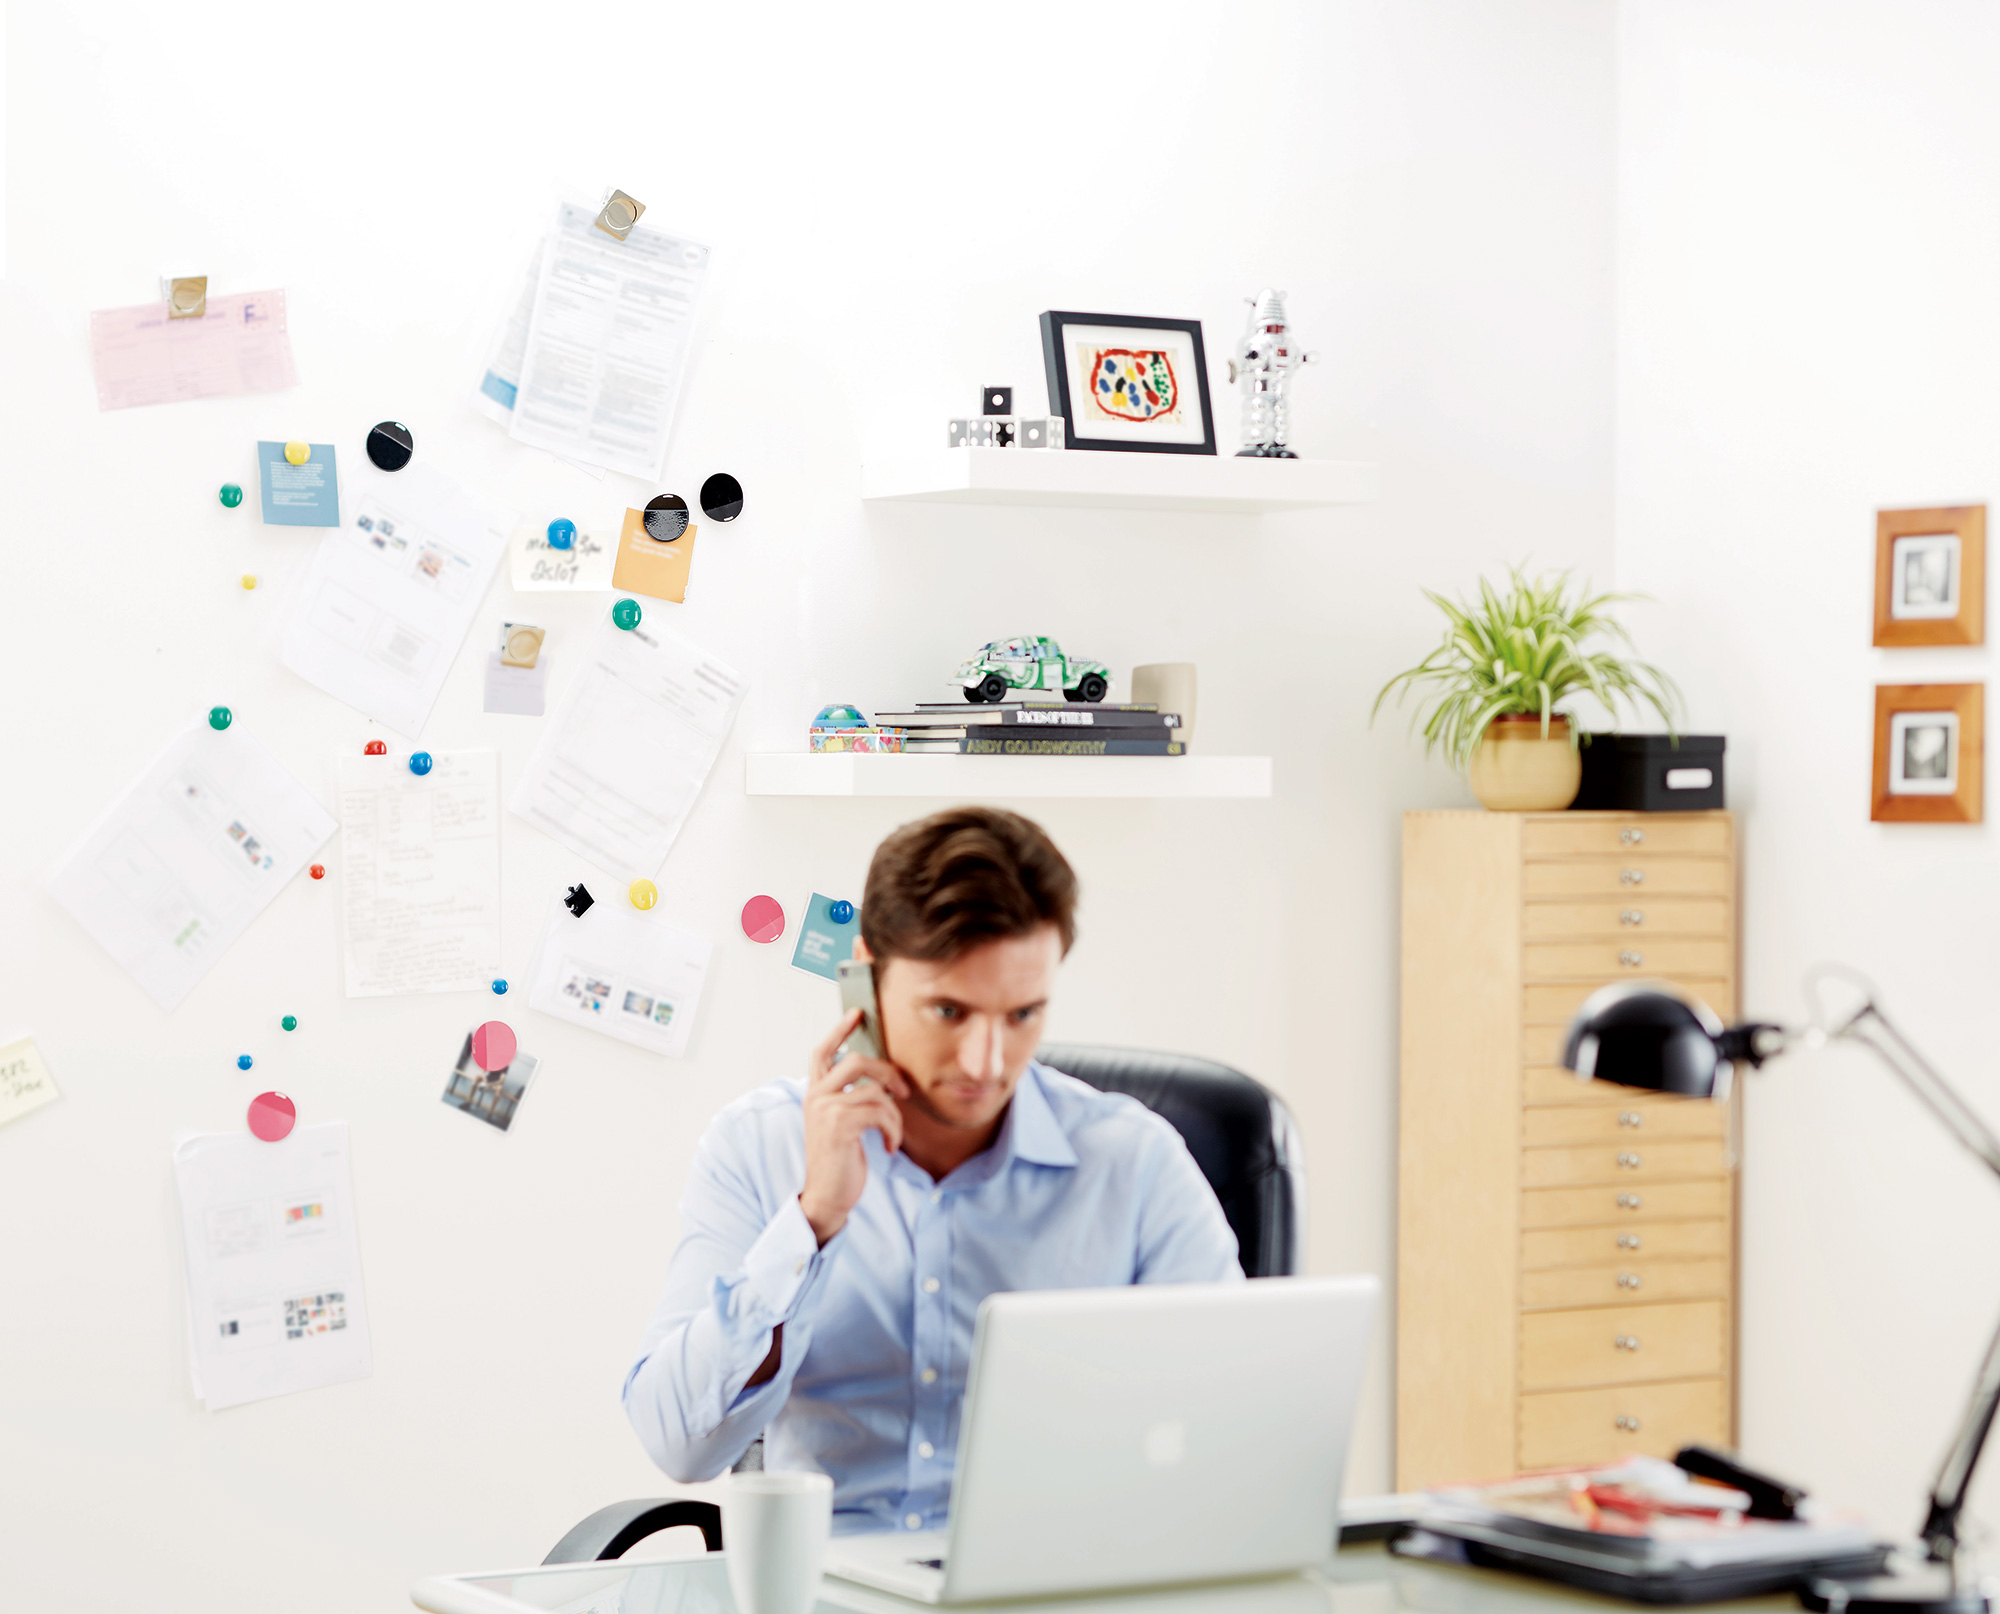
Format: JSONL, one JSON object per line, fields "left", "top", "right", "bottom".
{"left": 1395, "top": 810, "right": 1738, "bottom": 1489}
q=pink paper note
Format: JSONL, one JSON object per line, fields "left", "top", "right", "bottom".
{"left": 89, "top": 289, "right": 298, "bottom": 411}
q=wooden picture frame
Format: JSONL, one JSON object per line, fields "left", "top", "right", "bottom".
{"left": 1039, "top": 311, "right": 1217, "bottom": 455}
{"left": 1874, "top": 505, "right": 1984, "bottom": 646}
{"left": 1871, "top": 683, "right": 1983, "bottom": 822}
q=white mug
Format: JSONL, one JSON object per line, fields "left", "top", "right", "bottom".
{"left": 721, "top": 1470, "right": 833, "bottom": 1614}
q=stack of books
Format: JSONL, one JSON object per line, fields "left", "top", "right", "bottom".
{"left": 870, "top": 702, "right": 1185, "bottom": 756}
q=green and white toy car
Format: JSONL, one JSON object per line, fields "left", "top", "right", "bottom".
{"left": 954, "top": 636, "right": 1111, "bottom": 703}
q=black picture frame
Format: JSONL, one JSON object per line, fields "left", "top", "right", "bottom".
{"left": 1039, "top": 311, "right": 1216, "bottom": 455}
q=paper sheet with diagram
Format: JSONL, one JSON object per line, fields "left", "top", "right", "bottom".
{"left": 338, "top": 750, "right": 500, "bottom": 996}
{"left": 527, "top": 894, "right": 712, "bottom": 1059}
{"left": 89, "top": 290, "right": 298, "bottom": 411}
{"left": 280, "top": 460, "right": 508, "bottom": 739}
{"left": 506, "top": 203, "right": 711, "bottom": 480}
{"left": 174, "top": 1122, "right": 372, "bottom": 1412}
{"left": 510, "top": 611, "right": 746, "bottom": 884}
{"left": 46, "top": 722, "right": 336, "bottom": 1012}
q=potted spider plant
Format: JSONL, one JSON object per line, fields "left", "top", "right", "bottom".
{"left": 1372, "top": 566, "right": 1683, "bottom": 811}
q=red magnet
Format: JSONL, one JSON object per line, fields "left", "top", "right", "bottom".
{"left": 365, "top": 740, "right": 388, "bottom": 755}
{"left": 310, "top": 863, "right": 326, "bottom": 880}
{"left": 471, "top": 1020, "right": 517, "bottom": 1072}
{"left": 247, "top": 1091, "right": 297, "bottom": 1142}
{"left": 741, "top": 894, "right": 786, "bottom": 944}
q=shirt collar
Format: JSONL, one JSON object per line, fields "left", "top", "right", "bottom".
{"left": 998, "top": 1062, "right": 1080, "bottom": 1170}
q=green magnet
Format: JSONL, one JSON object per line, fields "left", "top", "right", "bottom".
{"left": 281, "top": 1015, "right": 297, "bottom": 1031}
{"left": 612, "top": 599, "right": 643, "bottom": 630}
{"left": 208, "top": 706, "right": 233, "bottom": 731}
{"left": 219, "top": 483, "right": 243, "bottom": 508}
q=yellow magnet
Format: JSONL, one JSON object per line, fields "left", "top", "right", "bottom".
{"left": 629, "top": 879, "right": 658, "bottom": 911}
{"left": 241, "top": 574, "right": 258, "bottom": 590}
{"left": 284, "top": 440, "right": 311, "bottom": 466}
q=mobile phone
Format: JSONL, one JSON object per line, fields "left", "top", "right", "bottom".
{"left": 835, "top": 958, "right": 885, "bottom": 1061}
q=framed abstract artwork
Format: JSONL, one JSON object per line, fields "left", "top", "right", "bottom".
{"left": 1871, "top": 682, "right": 1983, "bottom": 823}
{"left": 1039, "top": 311, "right": 1216, "bottom": 455}
{"left": 1873, "top": 504, "right": 1985, "bottom": 647}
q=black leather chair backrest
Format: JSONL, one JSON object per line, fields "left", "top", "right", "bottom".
{"left": 1036, "top": 1044, "right": 1304, "bottom": 1279}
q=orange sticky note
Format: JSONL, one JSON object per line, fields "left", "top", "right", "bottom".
{"left": 611, "top": 508, "right": 698, "bottom": 602}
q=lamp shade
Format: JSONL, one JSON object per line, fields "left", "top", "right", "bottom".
{"left": 1562, "top": 982, "right": 1734, "bottom": 1100}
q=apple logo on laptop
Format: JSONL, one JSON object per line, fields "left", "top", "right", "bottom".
{"left": 1143, "top": 1419, "right": 1187, "bottom": 1468}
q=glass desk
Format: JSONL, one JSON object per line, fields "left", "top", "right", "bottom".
{"left": 412, "top": 1542, "right": 1799, "bottom": 1614}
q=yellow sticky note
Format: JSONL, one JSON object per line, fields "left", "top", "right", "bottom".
{"left": 0, "top": 1038, "right": 59, "bottom": 1129}
{"left": 610, "top": 508, "right": 698, "bottom": 603}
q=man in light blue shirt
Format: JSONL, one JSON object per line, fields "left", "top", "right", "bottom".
{"left": 624, "top": 806, "right": 1242, "bottom": 1534}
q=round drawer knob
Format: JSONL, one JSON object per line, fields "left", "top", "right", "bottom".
{"left": 1617, "top": 1152, "right": 1643, "bottom": 1169}
{"left": 1617, "top": 1233, "right": 1642, "bottom": 1249}
{"left": 1617, "top": 1193, "right": 1643, "bottom": 1210}
{"left": 1620, "top": 909, "right": 1646, "bottom": 926}
{"left": 1614, "top": 1334, "right": 1641, "bottom": 1351}
{"left": 1618, "top": 1112, "right": 1645, "bottom": 1128}
{"left": 1621, "top": 828, "right": 1646, "bottom": 846}
{"left": 1614, "top": 1415, "right": 1642, "bottom": 1432}
{"left": 1620, "top": 868, "right": 1646, "bottom": 886}
{"left": 1619, "top": 950, "right": 1645, "bottom": 968}
{"left": 1617, "top": 1272, "right": 1643, "bottom": 1289}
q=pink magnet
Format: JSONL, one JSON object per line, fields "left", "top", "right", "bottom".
{"left": 471, "top": 1020, "right": 517, "bottom": 1073}
{"left": 741, "top": 894, "right": 786, "bottom": 944}
{"left": 247, "top": 1091, "right": 297, "bottom": 1142}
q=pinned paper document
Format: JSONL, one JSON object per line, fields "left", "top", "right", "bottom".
{"left": 611, "top": 506, "right": 698, "bottom": 602}
{"left": 526, "top": 893, "right": 712, "bottom": 1059}
{"left": 509, "top": 521, "right": 617, "bottom": 590}
{"left": 90, "top": 289, "right": 298, "bottom": 411}
{"left": 258, "top": 439, "right": 339, "bottom": 527}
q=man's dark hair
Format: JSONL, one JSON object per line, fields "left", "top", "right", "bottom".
{"left": 861, "top": 806, "right": 1078, "bottom": 962}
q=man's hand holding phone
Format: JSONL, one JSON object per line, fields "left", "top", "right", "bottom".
{"left": 799, "top": 1008, "right": 909, "bottom": 1246}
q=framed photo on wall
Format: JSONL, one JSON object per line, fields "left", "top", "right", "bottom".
{"left": 1871, "top": 683, "right": 1983, "bottom": 822}
{"left": 1039, "top": 311, "right": 1216, "bottom": 455}
{"left": 1874, "top": 504, "right": 1985, "bottom": 646}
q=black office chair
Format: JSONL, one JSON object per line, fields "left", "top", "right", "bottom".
{"left": 543, "top": 1046, "right": 1305, "bottom": 1563}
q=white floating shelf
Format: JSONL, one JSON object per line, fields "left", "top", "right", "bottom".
{"left": 860, "top": 448, "right": 1378, "bottom": 514}
{"left": 745, "top": 753, "right": 1273, "bottom": 799}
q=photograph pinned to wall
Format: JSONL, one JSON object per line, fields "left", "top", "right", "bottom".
{"left": 1871, "top": 683, "right": 1983, "bottom": 822}
{"left": 441, "top": 1028, "right": 541, "bottom": 1133}
{"left": 1039, "top": 311, "right": 1215, "bottom": 455}
{"left": 1874, "top": 505, "right": 1985, "bottom": 646}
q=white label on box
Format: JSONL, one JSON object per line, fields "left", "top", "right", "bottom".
{"left": 1664, "top": 767, "right": 1714, "bottom": 790}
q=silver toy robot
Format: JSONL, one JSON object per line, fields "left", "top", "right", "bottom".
{"left": 1227, "top": 289, "right": 1316, "bottom": 457}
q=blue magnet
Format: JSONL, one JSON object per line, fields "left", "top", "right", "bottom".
{"left": 237, "top": 1054, "right": 253, "bottom": 1070}
{"left": 492, "top": 979, "right": 508, "bottom": 995}
{"left": 829, "top": 899, "right": 855, "bottom": 924}
{"left": 547, "top": 518, "right": 576, "bottom": 551}
{"left": 409, "top": 751, "right": 433, "bottom": 776}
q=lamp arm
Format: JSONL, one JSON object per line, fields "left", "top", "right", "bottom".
{"left": 1834, "top": 1004, "right": 2000, "bottom": 1568}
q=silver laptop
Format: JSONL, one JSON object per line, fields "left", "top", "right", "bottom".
{"left": 822, "top": 1275, "right": 1379, "bottom": 1604}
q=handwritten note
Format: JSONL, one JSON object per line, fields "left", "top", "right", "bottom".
{"left": 89, "top": 290, "right": 298, "bottom": 411}
{"left": 338, "top": 750, "right": 500, "bottom": 997}
{"left": 509, "top": 523, "right": 616, "bottom": 591}
{"left": 0, "top": 1038, "right": 59, "bottom": 1129}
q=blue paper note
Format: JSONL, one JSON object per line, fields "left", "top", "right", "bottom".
{"left": 790, "top": 891, "right": 860, "bottom": 981}
{"left": 258, "top": 441, "right": 340, "bottom": 527}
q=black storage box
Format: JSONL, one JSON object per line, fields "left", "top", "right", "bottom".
{"left": 1573, "top": 733, "right": 1726, "bottom": 811}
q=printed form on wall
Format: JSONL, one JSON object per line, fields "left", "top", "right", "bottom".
{"left": 338, "top": 750, "right": 500, "bottom": 996}
{"left": 89, "top": 290, "right": 298, "bottom": 411}
{"left": 527, "top": 894, "right": 711, "bottom": 1059}
{"left": 174, "top": 1122, "right": 373, "bottom": 1411}
{"left": 506, "top": 203, "right": 710, "bottom": 480}
{"left": 280, "top": 461, "right": 509, "bottom": 739}
{"left": 510, "top": 611, "right": 746, "bottom": 885}
{"left": 46, "top": 722, "right": 336, "bottom": 1011}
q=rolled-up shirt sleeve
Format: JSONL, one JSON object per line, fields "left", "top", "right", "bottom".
{"left": 623, "top": 1110, "right": 845, "bottom": 1482}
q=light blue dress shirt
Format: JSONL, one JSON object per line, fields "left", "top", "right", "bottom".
{"left": 623, "top": 1060, "right": 1244, "bottom": 1533}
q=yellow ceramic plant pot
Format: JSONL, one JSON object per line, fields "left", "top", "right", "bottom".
{"left": 1467, "top": 715, "right": 1582, "bottom": 811}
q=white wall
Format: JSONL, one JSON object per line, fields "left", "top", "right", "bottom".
{"left": 0, "top": 4, "right": 1618, "bottom": 1608}
{"left": 1617, "top": 0, "right": 2000, "bottom": 1539}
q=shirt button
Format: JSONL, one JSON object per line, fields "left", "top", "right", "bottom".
{"left": 793, "top": 1257, "right": 806, "bottom": 1276}
{"left": 922, "top": 1277, "right": 940, "bottom": 1294}
{"left": 920, "top": 1368, "right": 938, "bottom": 1384}
{"left": 906, "top": 1513, "right": 923, "bottom": 1530}
{"left": 929, "top": 1191, "right": 941, "bottom": 1204}
{"left": 918, "top": 1441, "right": 935, "bottom": 1459}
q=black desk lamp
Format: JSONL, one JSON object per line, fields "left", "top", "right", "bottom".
{"left": 1564, "top": 978, "right": 1999, "bottom": 1614}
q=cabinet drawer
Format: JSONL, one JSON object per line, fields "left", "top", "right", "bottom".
{"left": 1524, "top": 1179, "right": 1731, "bottom": 1228}
{"left": 1525, "top": 940, "right": 1734, "bottom": 980}
{"left": 1523, "top": 1101, "right": 1724, "bottom": 1146}
{"left": 1523, "top": 818, "right": 1731, "bottom": 858}
{"left": 1522, "top": 859, "right": 1733, "bottom": 898}
{"left": 1525, "top": 978, "right": 1734, "bottom": 1025}
{"left": 1521, "top": 1259, "right": 1729, "bottom": 1311}
{"left": 1523, "top": 1140, "right": 1728, "bottom": 1189}
{"left": 1519, "top": 1378, "right": 1728, "bottom": 1470}
{"left": 1520, "top": 1300, "right": 1726, "bottom": 1390}
{"left": 1523, "top": 1219, "right": 1730, "bottom": 1270}
{"left": 1522, "top": 899, "right": 1731, "bottom": 940}
{"left": 1525, "top": 1065, "right": 1643, "bottom": 1106}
